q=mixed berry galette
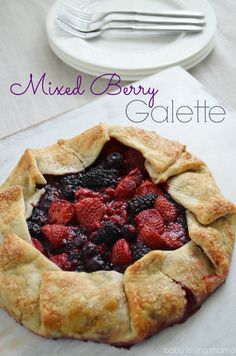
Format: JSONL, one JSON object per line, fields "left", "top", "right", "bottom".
{"left": 0, "top": 124, "right": 235, "bottom": 347}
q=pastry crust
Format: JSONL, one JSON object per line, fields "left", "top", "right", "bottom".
{"left": 0, "top": 123, "right": 235, "bottom": 346}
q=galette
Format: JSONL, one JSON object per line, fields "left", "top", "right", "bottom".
{"left": 0, "top": 123, "right": 235, "bottom": 347}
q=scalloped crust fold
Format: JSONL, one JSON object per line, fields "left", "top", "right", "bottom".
{"left": 0, "top": 123, "right": 235, "bottom": 346}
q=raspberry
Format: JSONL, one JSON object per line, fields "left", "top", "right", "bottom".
{"left": 131, "top": 242, "right": 151, "bottom": 261}
{"left": 127, "top": 193, "right": 157, "bottom": 216}
{"left": 101, "top": 188, "right": 115, "bottom": 203}
{"left": 135, "top": 209, "right": 164, "bottom": 234}
{"left": 137, "top": 226, "right": 163, "bottom": 249}
{"left": 96, "top": 243, "right": 107, "bottom": 255}
{"left": 75, "top": 188, "right": 101, "bottom": 201}
{"left": 32, "top": 238, "right": 45, "bottom": 255}
{"left": 75, "top": 197, "right": 105, "bottom": 231}
{"left": 111, "top": 239, "right": 133, "bottom": 266}
{"left": 93, "top": 221, "right": 121, "bottom": 245}
{"left": 114, "top": 168, "right": 142, "bottom": 199}
{"left": 124, "top": 148, "right": 145, "bottom": 172}
{"left": 50, "top": 253, "right": 75, "bottom": 271}
{"left": 41, "top": 224, "right": 75, "bottom": 248}
{"left": 48, "top": 200, "right": 75, "bottom": 225}
{"left": 80, "top": 166, "right": 119, "bottom": 189}
{"left": 136, "top": 180, "right": 163, "bottom": 196}
{"left": 155, "top": 195, "right": 179, "bottom": 222}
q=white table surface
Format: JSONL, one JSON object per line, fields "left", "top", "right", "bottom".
{"left": 0, "top": 0, "right": 236, "bottom": 139}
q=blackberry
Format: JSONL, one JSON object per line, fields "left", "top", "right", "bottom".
{"left": 80, "top": 166, "right": 119, "bottom": 189}
{"left": 59, "top": 174, "right": 82, "bottom": 199}
{"left": 81, "top": 242, "right": 98, "bottom": 260}
{"left": 30, "top": 208, "right": 48, "bottom": 226}
{"left": 122, "top": 224, "right": 137, "bottom": 242}
{"left": 131, "top": 242, "right": 151, "bottom": 261}
{"left": 68, "top": 250, "right": 82, "bottom": 262}
{"left": 27, "top": 220, "right": 41, "bottom": 238}
{"left": 127, "top": 193, "right": 157, "bottom": 216}
{"left": 85, "top": 255, "right": 107, "bottom": 272}
{"left": 65, "top": 234, "right": 88, "bottom": 253}
{"left": 39, "top": 184, "right": 61, "bottom": 211}
{"left": 105, "top": 152, "right": 124, "bottom": 170}
{"left": 93, "top": 221, "right": 121, "bottom": 245}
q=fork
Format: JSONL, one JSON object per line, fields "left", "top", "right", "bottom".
{"left": 57, "top": 3, "right": 205, "bottom": 36}
{"left": 57, "top": 18, "right": 204, "bottom": 40}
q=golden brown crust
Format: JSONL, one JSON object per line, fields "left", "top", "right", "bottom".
{"left": 0, "top": 186, "right": 31, "bottom": 242}
{"left": 148, "top": 151, "right": 204, "bottom": 184}
{"left": 124, "top": 252, "right": 186, "bottom": 339}
{"left": 40, "top": 270, "right": 134, "bottom": 344}
{"left": 168, "top": 168, "right": 236, "bottom": 225}
{"left": 186, "top": 212, "right": 235, "bottom": 275}
{"left": 0, "top": 234, "right": 58, "bottom": 333}
{"left": 0, "top": 124, "right": 235, "bottom": 346}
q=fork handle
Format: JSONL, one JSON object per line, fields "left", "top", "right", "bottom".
{"left": 100, "top": 23, "right": 203, "bottom": 33}
{"left": 97, "top": 10, "right": 205, "bottom": 20}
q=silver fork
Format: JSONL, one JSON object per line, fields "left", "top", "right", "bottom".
{"left": 57, "top": 3, "right": 205, "bottom": 35}
{"left": 57, "top": 18, "right": 204, "bottom": 40}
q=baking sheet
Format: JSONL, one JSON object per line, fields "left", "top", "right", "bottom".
{"left": 0, "top": 67, "right": 235, "bottom": 356}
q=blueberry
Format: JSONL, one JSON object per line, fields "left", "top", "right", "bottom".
{"left": 81, "top": 242, "right": 98, "bottom": 260}
{"left": 106, "top": 152, "right": 124, "bottom": 169}
{"left": 122, "top": 224, "right": 136, "bottom": 241}
{"left": 27, "top": 221, "right": 42, "bottom": 238}
{"left": 85, "top": 255, "right": 107, "bottom": 272}
{"left": 62, "top": 184, "right": 76, "bottom": 201}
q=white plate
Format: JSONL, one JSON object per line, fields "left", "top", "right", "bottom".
{"left": 46, "top": 0, "right": 217, "bottom": 80}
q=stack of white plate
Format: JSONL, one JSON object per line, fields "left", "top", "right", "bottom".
{"left": 46, "top": 0, "right": 217, "bottom": 80}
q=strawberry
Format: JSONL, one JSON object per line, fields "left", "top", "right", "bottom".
{"left": 48, "top": 200, "right": 75, "bottom": 225}
{"left": 75, "top": 188, "right": 101, "bottom": 202}
{"left": 159, "top": 230, "right": 184, "bottom": 250}
{"left": 114, "top": 168, "right": 143, "bottom": 199}
{"left": 136, "top": 180, "right": 163, "bottom": 196}
{"left": 50, "top": 253, "right": 75, "bottom": 271}
{"left": 41, "top": 224, "right": 74, "bottom": 248}
{"left": 124, "top": 148, "right": 145, "bottom": 172}
{"left": 32, "top": 238, "right": 45, "bottom": 255}
{"left": 137, "top": 227, "right": 163, "bottom": 249}
{"left": 135, "top": 209, "right": 164, "bottom": 234}
{"left": 111, "top": 238, "right": 133, "bottom": 266}
{"left": 75, "top": 197, "right": 105, "bottom": 231}
{"left": 155, "top": 195, "right": 179, "bottom": 222}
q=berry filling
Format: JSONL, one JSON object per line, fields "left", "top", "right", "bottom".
{"left": 27, "top": 139, "right": 190, "bottom": 273}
